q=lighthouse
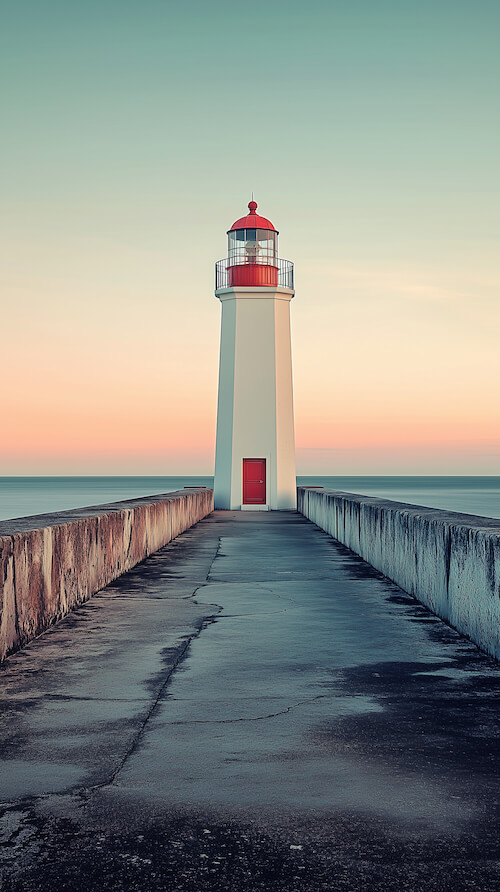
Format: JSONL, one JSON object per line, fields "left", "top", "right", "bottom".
{"left": 214, "top": 200, "right": 296, "bottom": 510}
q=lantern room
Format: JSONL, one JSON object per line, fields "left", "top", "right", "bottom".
{"left": 227, "top": 200, "right": 279, "bottom": 287}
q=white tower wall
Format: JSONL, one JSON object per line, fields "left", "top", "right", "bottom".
{"left": 214, "top": 285, "right": 296, "bottom": 510}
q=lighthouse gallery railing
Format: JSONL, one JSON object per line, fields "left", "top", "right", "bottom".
{"left": 215, "top": 257, "right": 294, "bottom": 291}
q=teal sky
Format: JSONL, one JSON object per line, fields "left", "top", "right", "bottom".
{"left": 2, "top": 1, "right": 499, "bottom": 474}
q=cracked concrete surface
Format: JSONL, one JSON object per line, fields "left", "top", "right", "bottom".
{"left": 1, "top": 510, "right": 500, "bottom": 891}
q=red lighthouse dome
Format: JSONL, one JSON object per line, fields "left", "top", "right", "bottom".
{"left": 228, "top": 200, "right": 279, "bottom": 235}
{"left": 226, "top": 200, "right": 279, "bottom": 287}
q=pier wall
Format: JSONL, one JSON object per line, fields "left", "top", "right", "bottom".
{"left": 0, "top": 489, "right": 213, "bottom": 661}
{"left": 298, "top": 487, "right": 500, "bottom": 660}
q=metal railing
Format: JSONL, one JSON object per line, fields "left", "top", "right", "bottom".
{"left": 215, "top": 257, "right": 294, "bottom": 291}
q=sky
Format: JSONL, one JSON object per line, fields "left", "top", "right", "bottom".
{"left": 1, "top": 0, "right": 499, "bottom": 475}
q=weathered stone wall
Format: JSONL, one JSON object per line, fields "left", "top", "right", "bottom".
{"left": 298, "top": 487, "right": 500, "bottom": 660}
{"left": 0, "top": 489, "right": 213, "bottom": 661}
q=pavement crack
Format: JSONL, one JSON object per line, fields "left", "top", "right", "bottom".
{"left": 81, "top": 536, "right": 224, "bottom": 798}
{"left": 214, "top": 611, "right": 289, "bottom": 618}
{"left": 166, "top": 695, "right": 323, "bottom": 725}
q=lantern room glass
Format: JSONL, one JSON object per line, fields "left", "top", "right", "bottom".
{"left": 228, "top": 229, "right": 277, "bottom": 266}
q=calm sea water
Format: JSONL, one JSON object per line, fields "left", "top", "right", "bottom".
{"left": 0, "top": 476, "right": 499, "bottom": 522}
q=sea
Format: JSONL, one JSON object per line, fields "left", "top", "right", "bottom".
{"left": 0, "top": 476, "right": 499, "bottom": 522}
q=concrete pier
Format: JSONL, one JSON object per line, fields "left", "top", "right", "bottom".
{"left": 1, "top": 510, "right": 500, "bottom": 891}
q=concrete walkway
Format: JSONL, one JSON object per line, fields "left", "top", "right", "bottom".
{"left": 1, "top": 511, "right": 500, "bottom": 891}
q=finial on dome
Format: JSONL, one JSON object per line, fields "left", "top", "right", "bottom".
{"left": 248, "top": 199, "right": 258, "bottom": 214}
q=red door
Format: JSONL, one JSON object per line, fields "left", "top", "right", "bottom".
{"left": 243, "top": 459, "right": 266, "bottom": 505}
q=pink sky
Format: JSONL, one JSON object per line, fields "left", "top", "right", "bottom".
{"left": 2, "top": 249, "right": 498, "bottom": 475}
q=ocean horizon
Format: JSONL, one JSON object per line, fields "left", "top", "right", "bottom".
{"left": 0, "top": 476, "right": 499, "bottom": 522}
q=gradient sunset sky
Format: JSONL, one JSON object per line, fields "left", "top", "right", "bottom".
{"left": 2, "top": 0, "right": 499, "bottom": 475}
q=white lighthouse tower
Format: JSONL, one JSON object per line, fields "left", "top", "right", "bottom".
{"left": 214, "top": 200, "right": 296, "bottom": 510}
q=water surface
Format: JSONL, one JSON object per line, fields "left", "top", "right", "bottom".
{"left": 0, "top": 476, "right": 498, "bottom": 522}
